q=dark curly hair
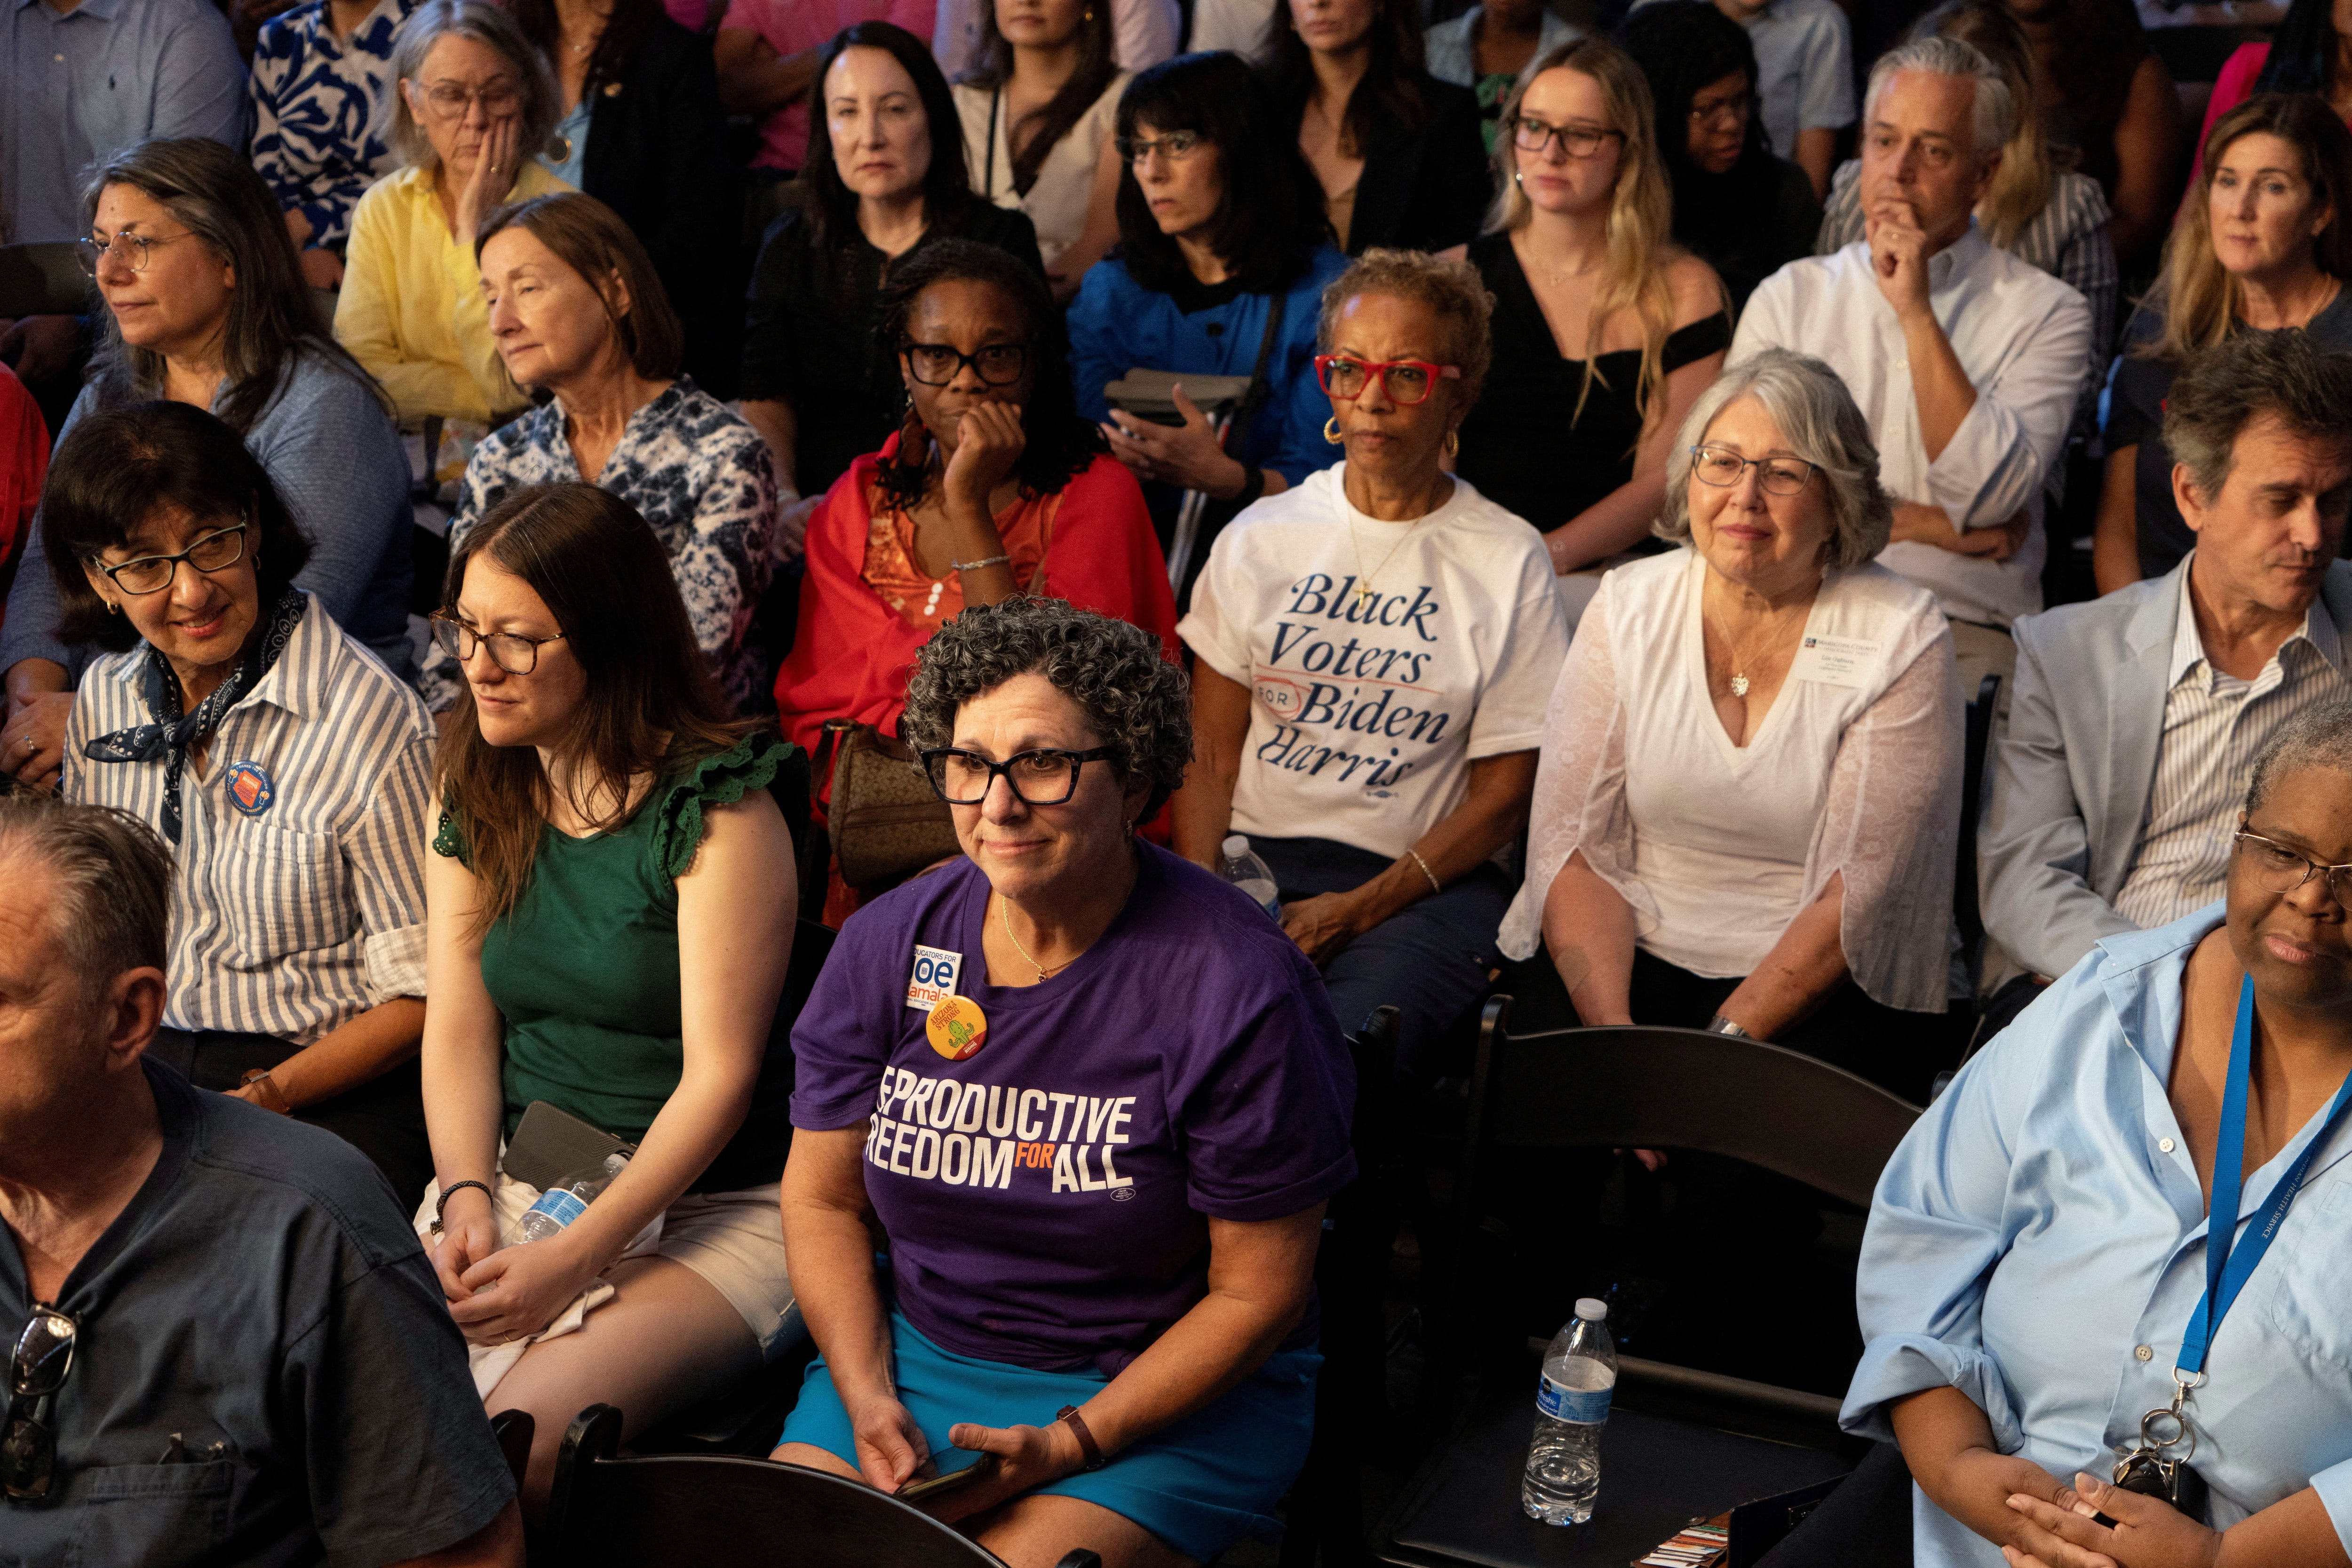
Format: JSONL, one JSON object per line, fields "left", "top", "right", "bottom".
{"left": 873, "top": 238, "right": 1104, "bottom": 509}
{"left": 899, "top": 598, "right": 1191, "bottom": 819}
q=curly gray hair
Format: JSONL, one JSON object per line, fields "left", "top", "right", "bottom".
{"left": 900, "top": 598, "right": 1192, "bottom": 818}
{"left": 379, "top": 0, "right": 560, "bottom": 174}
{"left": 1655, "top": 349, "right": 1892, "bottom": 570}
{"left": 2246, "top": 700, "right": 2352, "bottom": 817}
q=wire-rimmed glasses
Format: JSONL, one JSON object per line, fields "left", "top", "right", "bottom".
{"left": 75, "top": 227, "right": 197, "bottom": 279}
{"left": 2235, "top": 828, "right": 2352, "bottom": 903}
{"left": 1688, "top": 445, "right": 1818, "bottom": 497}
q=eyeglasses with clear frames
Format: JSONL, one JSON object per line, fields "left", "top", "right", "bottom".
{"left": 922, "top": 747, "right": 1117, "bottom": 806}
{"left": 1509, "top": 115, "right": 1624, "bottom": 159}
{"left": 416, "top": 80, "right": 524, "bottom": 120}
{"left": 2234, "top": 828, "right": 2352, "bottom": 904}
{"left": 429, "top": 613, "right": 567, "bottom": 676}
{"left": 76, "top": 227, "right": 198, "bottom": 279}
{"left": 3, "top": 1305, "right": 78, "bottom": 1504}
{"left": 1689, "top": 445, "right": 1818, "bottom": 496}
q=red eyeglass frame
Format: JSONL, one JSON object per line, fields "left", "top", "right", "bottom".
{"left": 1313, "top": 353, "right": 1463, "bottom": 406}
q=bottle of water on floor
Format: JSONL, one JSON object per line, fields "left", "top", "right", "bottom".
{"left": 516, "top": 1152, "right": 628, "bottom": 1243}
{"left": 1523, "top": 1297, "right": 1617, "bottom": 1524}
{"left": 1219, "top": 835, "right": 1281, "bottom": 920}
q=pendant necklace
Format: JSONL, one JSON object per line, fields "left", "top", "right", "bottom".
{"left": 998, "top": 895, "right": 1067, "bottom": 982}
{"left": 1347, "top": 505, "right": 1430, "bottom": 608}
{"left": 1705, "top": 595, "right": 1809, "bottom": 700}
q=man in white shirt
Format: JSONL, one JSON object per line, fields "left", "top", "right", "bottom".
{"left": 1729, "top": 35, "right": 2091, "bottom": 702}
{"left": 1979, "top": 329, "right": 2352, "bottom": 1017}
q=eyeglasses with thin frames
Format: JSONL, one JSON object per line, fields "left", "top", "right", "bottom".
{"left": 414, "top": 80, "right": 523, "bottom": 121}
{"left": 921, "top": 747, "right": 1117, "bottom": 806}
{"left": 1689, "top": 445, "right": 1818, "bottom": 497}
{"left": 2235, "top": 828, "right": 2352, "bottom": 904}
{"left": 901, "top": 342, "right": 1029, "bottom": 387}
{"left": 1509, "top": 115, "right": 1624, "bottom": 159}
{"left": 1114, "top": 130, "right": 1205, "bottom": 165}
{"left": 75, "top": 227, "right": 198, "bottom": 279}
{"left": 95, "top": 524, "right": 248, "bottom": 596}
{"left": 1688, "top": 92, "right": 1755, "bottom": 127}
{"left": 3, "top": 1305, "right": 78, "bottom": 1504}
{"left": 429, "top": 613, "right": 567, "bottom": 676}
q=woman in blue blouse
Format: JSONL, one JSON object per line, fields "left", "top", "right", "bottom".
{"left": 1827, "top": 702, "right": 2352, "bottom": 1567}
{"left": 1066, "top": 51, "right": 1346, "bottom": 606}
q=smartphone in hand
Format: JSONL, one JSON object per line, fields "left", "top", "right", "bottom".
{"left": 897, "top": 1451, "right": 1001, "bottom": 1505}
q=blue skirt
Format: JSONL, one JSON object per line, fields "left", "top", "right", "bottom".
{"left": 777, "top": 1311, "right": 1321, "bottom": 1562}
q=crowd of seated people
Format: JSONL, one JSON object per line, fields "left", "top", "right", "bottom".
{"left": 15, "top": 0, "right": 2352, "bottom": 1560}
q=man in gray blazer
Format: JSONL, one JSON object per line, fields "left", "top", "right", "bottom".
{"left": 1981, "top": 330, "right": 2352, "bottom": 991}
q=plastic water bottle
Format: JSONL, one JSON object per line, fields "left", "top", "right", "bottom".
{"left": 516, "top": 1152, "right": 628, "bottom": 1243}
{"left": 1219, "top": 835, "right": 1282, "bottom": 919}
{"left": 1522, "top": 1297, "right": 1618, "bottom": 1524}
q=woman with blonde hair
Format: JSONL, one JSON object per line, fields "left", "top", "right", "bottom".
{"left": 1449, "top": 36, "right": 1727, "bottom": 577}
{"left": 2095, "top": 93, "right": 2352, "bottom": 591}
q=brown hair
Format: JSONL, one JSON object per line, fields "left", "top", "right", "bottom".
{"left": 477, "top": 192, "right": 686, "bottom": 380}
{"left": 434, "top": 483, "right": 753, "bottom": 930}
{"left": 1317, "top": 248, "right": 1496, "bottom": 407}
{"left": 2149, "top": 94, "right": 2352, "bottom": 363}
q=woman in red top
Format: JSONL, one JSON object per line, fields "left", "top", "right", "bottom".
{"left": 772, "top": 236, "right": 1175, "bottom": 773}
{"left": 2192, "top": 0, "right": 2352, "bottom": 186}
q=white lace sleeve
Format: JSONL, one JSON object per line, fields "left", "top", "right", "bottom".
{"left": 1806, "top": 618, "right": 1964, "bottom": 1012}
{"left": 1496, "top": 586, "right": 1649, "bottom": 960}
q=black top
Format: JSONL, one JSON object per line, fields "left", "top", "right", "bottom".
{"left": 1333, "top": 75, "right": 1494, "bottom": 255}
{"left": 2106, "top": 287, "right": 2352, "bottom": 580}
{"left": 580, "top": 19, "right": 744, "bottom": 398}
{"left": 740, "top": 200, "right": 1045, "bottom": 501}
{"left": 0, "top": 1061, "right": 512, "bottom": 1568}
{"left": 1454, "top": 230, "right": 1733, "bottom": 532}
{"left": 1676, "top": 155, "right": 1819, "bottom": 311}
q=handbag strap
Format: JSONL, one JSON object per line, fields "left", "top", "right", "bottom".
{"left": 1229, "top": 288, "right": 1289, "bottom": 449}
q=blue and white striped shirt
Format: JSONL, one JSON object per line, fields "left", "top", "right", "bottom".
{"left": 62, "top": 595, "right": 435, "bottom": 1045}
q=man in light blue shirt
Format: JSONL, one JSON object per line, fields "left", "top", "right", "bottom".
{"left": 1832, "top": 703, "right": 2352, "bottom": 1565}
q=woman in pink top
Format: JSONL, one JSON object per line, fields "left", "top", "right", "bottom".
{"left": 715, "top": 0, "right": 935, "bottom": 175}
{"left": 2193, "top": 0, "right": 2352, "bottom": 185}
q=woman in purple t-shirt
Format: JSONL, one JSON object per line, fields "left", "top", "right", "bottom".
{"left": 775, "top": 597, "right": 1358, "bottom": 1568}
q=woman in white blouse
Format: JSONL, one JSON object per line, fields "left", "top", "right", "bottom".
{"left": 1498, "top": 348, "right": 1962, "bottom": 1099}
{"left": 953, "top": 0, "right": 1128, "bottom": 301}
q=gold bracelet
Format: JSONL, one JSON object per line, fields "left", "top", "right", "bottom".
{"left": 1406, "top": 849, "right": 1441, "bottom": 896}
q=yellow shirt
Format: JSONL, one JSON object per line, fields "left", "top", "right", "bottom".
{"left": 334, "top": 162, "right": 572, "bottom": 426}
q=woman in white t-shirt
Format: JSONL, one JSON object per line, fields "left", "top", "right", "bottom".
{"left": 953, "top": 0, "right": 1128, "bottom": 300}
{"left": 1497, "top": 348, "right": 1962, "bottom": 1099}
{"left": 1175, "top": 250, "right": 1570, "bottom": 1077}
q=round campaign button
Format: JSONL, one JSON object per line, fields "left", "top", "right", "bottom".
{"left": 927, "top": 995, "right": 987, "bottom": 1061}
{"left": 224, "top": 760, "right": 276, "bottom": 817}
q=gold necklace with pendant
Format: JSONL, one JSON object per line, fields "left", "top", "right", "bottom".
{"left": 1704, "top": 596, "right": 1809, "bottom": 700}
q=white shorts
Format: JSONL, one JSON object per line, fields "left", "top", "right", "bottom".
{"left": 656, "top": 1183, "right": 800, "bottom": 1358}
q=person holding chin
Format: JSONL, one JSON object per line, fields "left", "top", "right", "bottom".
{"left": 421, "top": 480, "right": 801, "bottom": 1517}
{"left": 1498, "top": 348, "right": 1961, "bottom": 1099}
{"left": 775, "top": 596, "right": 1356, "bottom": 1568}
{"left": 412, "top": 192, "right": 779, "bottom": 714}
{"left": 1172, "top": 248, "right": 1566, "bottom": 1081}
{"left": 1773, "top": 701, "right": 2352, "bottom": 1566}
{"left": 49, "top": 400, "right": 440, "bottom": 1203}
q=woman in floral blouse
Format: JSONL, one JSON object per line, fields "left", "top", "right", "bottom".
{"left": 418, "top": 192, "right": 781, "bottom": 713}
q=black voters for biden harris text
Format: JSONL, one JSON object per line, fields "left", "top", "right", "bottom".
{"left": 1251, "top": 574, "right": 1453, "bottom": 793}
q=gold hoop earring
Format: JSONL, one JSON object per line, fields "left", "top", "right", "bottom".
{"left": 1444, "top": 430, "right": 1460, "bottom": 457}
{"left": 1324, "top": 415, "right": 1344, "bottom": 445}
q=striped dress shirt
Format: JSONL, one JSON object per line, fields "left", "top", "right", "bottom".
{"left": 2112, "top": 583, "right": 2352, "bottom": 929}
{"left": 63, "top": 594, "right": 435, "bottom": 1045}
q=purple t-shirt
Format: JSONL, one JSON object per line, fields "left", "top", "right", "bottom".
{"left": 791, "top": 841, "right": 1357, "bottom": 1374}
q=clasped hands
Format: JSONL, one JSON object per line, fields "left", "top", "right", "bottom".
{"left": 1943, "top": 1447, "right": 2222, "bottom": 1568}
{"left": 429, "top": 1186, "right": 606, "bottom": 1347}
{"left": 844, "top": 1390, "right": 1088, "bottom": 1523}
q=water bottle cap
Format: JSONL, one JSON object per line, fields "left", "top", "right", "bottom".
{"left": 1574, "top": 1298, "right": 1608, "bottom": 1321}
{"left": 1222, "top": 835, "right": 1250, "bottom": 858}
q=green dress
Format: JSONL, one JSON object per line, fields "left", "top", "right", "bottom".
{"left": 435, "top": 733, "right": 798, "bottom": 1193}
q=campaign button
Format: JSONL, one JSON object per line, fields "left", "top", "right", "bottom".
{"left": 224, "top": 760, "right": 275, "bottom": 817}
{"left": 927, "top": 996, "right": 987, "bottom": 1061}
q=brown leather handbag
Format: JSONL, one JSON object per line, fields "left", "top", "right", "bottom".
{"left": 818, "top": 718, "right": 961, "bottom": 895}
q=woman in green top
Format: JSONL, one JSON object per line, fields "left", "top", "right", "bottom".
{"left": 421, "top": 481, "right": 801, "bottom": 1517}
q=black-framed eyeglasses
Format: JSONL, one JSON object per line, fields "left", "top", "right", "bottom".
{"left": 429, "top": 613, "right": 567, "bottom": 676}
{"left": 902, "top": 342, "right": 1029, "bottom": 387}
{"left": 1689, "top": 445, "right": 1818, "bottom": 496}
{"left": 3, "top": 1305, "right": 78, "bottom": 1504}
{"left": 2235, "top": 828, "right": 2352, "bottom": 903}
{"left": 1508, "top": 115, "right": 1623, "bottom": 159}
{"left": 94, "top": 524, "right": 247, "bottom": 596}
{"left": 75, "top": 226, "right": 197, "bottom": 278}
{"left": 921, "top": 746, "right": 1117, "bottom": 806}
{"left": 1114, "top": 129, "right": 1205, "bottom": 164}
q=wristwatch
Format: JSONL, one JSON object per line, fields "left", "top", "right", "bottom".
{"left": 238, "top": 1067, "right": 294, "bottom": 1114}
{"left": 1704, "top": 1014, "right": 1753, "bottom": 1040}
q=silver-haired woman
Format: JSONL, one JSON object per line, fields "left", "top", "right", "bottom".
{"left": 1496, "top": 347, "right": 1963, "bottom": 1099}
{"left": 335, "top": 0, "right": 567, "bottom": 430}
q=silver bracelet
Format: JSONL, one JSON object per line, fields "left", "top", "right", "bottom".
{"left": 1406, "top": 849, "right": 1441, "bottom": 896}
{"left": 952, "top": 553, "right": 1011, "bottom": 571}
{"left": 1705, "top": 1013, "right": 1752, "bottom": 1039}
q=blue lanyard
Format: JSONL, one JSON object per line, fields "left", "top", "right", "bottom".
{"left": 2177, "top": 977, "right": 2352, "bottom": 1379}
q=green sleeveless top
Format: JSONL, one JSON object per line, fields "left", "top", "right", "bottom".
{"left": 435, "top": 734, "right": 797, "bottom": 1193}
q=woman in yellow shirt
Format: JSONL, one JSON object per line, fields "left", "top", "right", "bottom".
{"left": 337, "top": 0, "right": 571, "bottom": 433}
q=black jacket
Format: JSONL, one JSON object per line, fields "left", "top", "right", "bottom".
{"left": 1338, "top": 74, "right": 1494, "bottom": 255}
{"left": 580, "top": 19, "right": 744, "bottom": 396}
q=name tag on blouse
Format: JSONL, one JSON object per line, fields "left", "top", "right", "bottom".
{"left": 1790, "top": 634, "right": 1881, "bottom": 690}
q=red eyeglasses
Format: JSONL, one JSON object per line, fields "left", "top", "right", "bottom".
{"left": 1313, "top": 354, "right": 1462, "bottom": 406}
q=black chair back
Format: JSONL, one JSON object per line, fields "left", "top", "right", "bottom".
{"left": 488, "top": 1409, "right": 533, "bottom": 1491}
{"left": 543, "top": 1405, "right": 1009, "bottom": 1568}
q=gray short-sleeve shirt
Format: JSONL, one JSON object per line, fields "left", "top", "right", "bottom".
{"left": 0, "top": 1062, "right": 511, "bottom": 1568}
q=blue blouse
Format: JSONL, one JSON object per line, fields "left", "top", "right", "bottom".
{"left": 1065, "top": 246, "right": 1349, "bottom": 489}
{"left": 1845, "top": 904, "right": 2352, "bottom": 1564}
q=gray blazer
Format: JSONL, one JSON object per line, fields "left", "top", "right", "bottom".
{"left": 1979, "top": 555, "right": 2352, "bottom": 980}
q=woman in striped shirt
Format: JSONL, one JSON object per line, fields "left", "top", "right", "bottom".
{"left": 47, "top": 400, "right": 440, "bottom": 1204}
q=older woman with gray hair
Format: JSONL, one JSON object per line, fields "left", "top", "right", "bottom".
{"left": 335, "top": 0, "right": 567, "bottom": 429}
{"left": 1498, "top": 347, "right": 1962, "bottom": 1098}
{"left": 1174, "top": 247, "right": 1569, "bottom": 1081}
{"left": 777, "top": 595, "right": 1357, "bottom": 1568}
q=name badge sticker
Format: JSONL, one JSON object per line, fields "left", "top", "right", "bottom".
{"left": 906, "top": 945, "right": 962, "bottom": 1011}
{"left": 1789, "top": 634, "right": 1881, "bottom": 691}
